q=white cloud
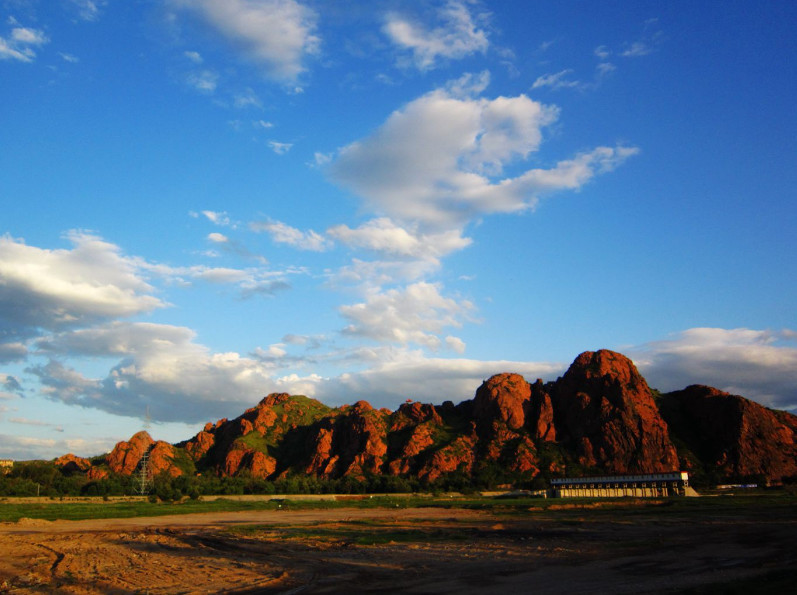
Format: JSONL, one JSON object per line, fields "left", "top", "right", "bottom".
{"left": 594, "top": 45, "right": 611, "bottom": 59}
{"left": 199, "top": 210, "right": 231, "bottom": 226}
{"left": 184, "top": 50, "right": 203, "bottom": 63}
{"left": 172, "top": 0, "right": 319, "bottom": 83}
{"left": 327, "top": 258, "right": 442, "bottom": 291}
{"left": 328, "top": 83, "right": 637, "bottom": 230}
{"left": 59, "top": 52, "right": 79, "bottom": 63}
{"left": 444, "top": 70, "right": 491, "bottom": 98}
{"left": 630, "top": 328, "right": 797, "bottom": 410}
{"left": 311, "top": 349, "right": 565, "bottom": 409}
{"left": 596, "top": 62, "right": 616, "bottom": 77}
{"left": 445, "top": 335, "right": 466, "bottom": 354}
{"left": 70, "top": 0, "right": 107, "bottom": 22}
{"left": 621, "top": 41, "right": 653, "bottom": 57}
{"left": 203, "top": 231, "right": 268, "bottom": 264}
{"left": 532, "top": 69, "right": 582, "bottom": 91}
{"left": 234, "top": 88, "right": 262, "bottom": 109}
{"left": 0, "top": 232, "right": 164, "bottom": 342}
{"left": 186, "top": 69, "right": 219, "bottom": 93}
{"left": 328, "top": 218, "right": 471, "bottom": 260}
{"left": 250, "top": 220, "right": 331, "bottom": 252}
{"left": 11, "top": 27, "right": 47, "bottom": 45}
{"left": 207, "top": 232, "right": 228, "bottom": 244}
{"left": 0, "top": 433, "right": 117, "bottom": 460}
{"left": 268, "top": 140, "right": 293, "bottom": 154}
{"left": 30, "top": 322, "right": 289, "bottom": 423}
{"left": 384, "top": 0, "right": 489, "bottom": 71}
{"left": 339, "top": 281, "right": 474, "bottom": 351}
{"left": 0, "top": 26, "right": 49, "bottom": 62}
{"left": 142, "top": 262, "right": 289, "bottom": 295}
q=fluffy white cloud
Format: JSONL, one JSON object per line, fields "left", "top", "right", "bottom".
{"left": 172, "top": 0, "right": 319, "bottom": 83}
{"left": 384, "top": 0, "right": 489, "bottom": 71}
{"left": 250, "top": 220, "right": 331, "bottom": 251}
{"left": 311, "top": 349, "right": 565, "bottom": 409}
{"left": 0, "top": 232, "right": 164, "bottom": 341}
{"left": 30, "top": 322, "right": 290, "bottom": 423}
{"left": 328, "top": 83, "right": 637, "bottom": 230}
{"left": 630, "top": 328, "right": 797, "bottom": 410}
{"left": 0, "top": 433, "right": 117, "bottom": 460}
{"left": 340, "top": 282, "right": 474, "bottom": 351}
{"left": 328, "top": 218, "right": 471, "bottom": 260}
{"left": 0, "top": 26, "right": 49, "bottom": 62}
{"left": 207, "top": 232, "right": 228, "bottom": 244}
{"left": 327, "top": 258, "right": 441, "bottom": 291}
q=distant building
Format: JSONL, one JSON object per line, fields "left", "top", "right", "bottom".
{"left": 0, "top": 459, "right": 13, "bottom": 474}
{"left": 550, "top": 472, "right": 695, "bottom": 498}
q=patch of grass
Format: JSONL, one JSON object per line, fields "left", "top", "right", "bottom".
{"left": 1, "top": 493, "right": 794, "bottom": 523}
{"left": 229, "top": 521, "right": 474, "bottom": 546}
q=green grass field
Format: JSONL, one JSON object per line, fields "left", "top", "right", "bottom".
{"left": 0, "top": 492, "right": 795, "bottom": 523}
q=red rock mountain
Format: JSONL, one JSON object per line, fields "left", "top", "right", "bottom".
{"left": 81, "top": 350, "right": 797, "bottom": 485}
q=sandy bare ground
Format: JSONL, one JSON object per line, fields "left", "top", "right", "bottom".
{"left": 0, "top": 501, "right": 795, "bottom": 594}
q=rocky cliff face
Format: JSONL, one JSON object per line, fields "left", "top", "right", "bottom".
{"left": 549, "top": 350, "right": 680, "bottom": 474}
{"left": 105, "top": 431, "right": 182, "bottom": 478}
{"left": 88, "top": 350, "right": 797, "bottom": 485}
{"left": 660, "top": 385, "right": 797, "bottom": 481}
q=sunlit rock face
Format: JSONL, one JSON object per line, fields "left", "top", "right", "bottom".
{"left": 89, "top": 349, "right": 797, "bottom": 485}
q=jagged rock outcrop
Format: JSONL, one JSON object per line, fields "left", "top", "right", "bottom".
{"left": 302, "top": 400, "right": 389, "bottom": 478}
{"left": 83, "top": 349, "right": 797, "bottom": 486}
{"left": 106, "top": 431, "right": 182, "bottom": 477}
{"left": 149, "top": 441, "right": 182, "bottom": 478}
{"left": 54, "top": 453, "right": 90, "bottom": 473}
{"left": 473, "top": 373, "right": 530, "bottom": 431}
{"left": 660, "top": 385, "right": 797, "bottom": 481}
{"left": 107, "top": 431, "right": 154, "bottom": 475}
{"left": 549, "top": 350, "right": 679, "bottom": 474}
{"left": 528, "top": 380, "right": 556, "bottom": 442}
{"left": 179, "top": 392, "right": 332, "bottom": 478}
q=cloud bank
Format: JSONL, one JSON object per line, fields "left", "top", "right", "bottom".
{"left": 171, "top": 0, "right": 319, "bottom": 83}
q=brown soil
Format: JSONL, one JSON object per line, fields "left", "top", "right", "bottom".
{"left": 0, "top": 501, "right": 795, "bottom": 594}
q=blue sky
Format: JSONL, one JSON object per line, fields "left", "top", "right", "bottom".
{"left": 1, "top": 0, "right": 796, "bottom": 460}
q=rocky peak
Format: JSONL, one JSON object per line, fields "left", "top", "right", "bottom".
{"left": 106, "top": 431, "right": 155, "bottom": 475}
{"left": 257, "top": 393, "right": 292, "bottom": 408}
{"left": 53, "top": 453, "right": 90, "bottom": 473}
{"left": 473, "top": 373, "right": 531, "bottom": 431}
{"left": 553, "top": 350, "right": 679, "bottom": 473}
{"left": 561, "top": 350, "right": 647, "bottom": 396}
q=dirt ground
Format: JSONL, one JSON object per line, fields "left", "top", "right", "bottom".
{"left": 0, "top": 500, "right": 795, "bottom": 594}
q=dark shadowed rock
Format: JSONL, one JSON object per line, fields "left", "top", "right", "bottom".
{"left": 660, "top": 385, "right": 797, "bottom": 482}
{"left": 551, "top": 350, "right": 679, "bottom": 473}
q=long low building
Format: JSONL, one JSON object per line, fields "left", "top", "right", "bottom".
{"left": 550, "top": 472, "right": 695, "bottom": 498}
